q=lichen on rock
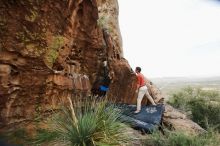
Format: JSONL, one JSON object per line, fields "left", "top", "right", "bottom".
{"left": 44, "top": 36, "right": 65, "bottom": 68}
{"left": 25, "top": 9, "right": 38, "bottom": 22}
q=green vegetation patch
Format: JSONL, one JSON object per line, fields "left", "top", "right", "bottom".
{"left": 189, "top": 98, "right": 220, "bottom": 131}
{"left": 168, "top": 87, "right": 220, "bottom": 132}
{"left": 44, "top": 36, "right": 64, "bottom": 68}
{"left": 145, "top": 129, "right": 220, "bottom": 146}
{"left": 44, "top": 49, "right": 59, "bottom": 68}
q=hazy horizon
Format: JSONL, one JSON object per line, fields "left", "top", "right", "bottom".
{"left": 151, "top": 75, "right": 220, "bottom": 79}
{"left": 119, "top": 0, "right": 220, "bottom": 78}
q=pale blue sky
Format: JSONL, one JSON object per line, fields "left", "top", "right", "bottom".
{"left": 118, "top": 0, "right": 220, "bottom": 78}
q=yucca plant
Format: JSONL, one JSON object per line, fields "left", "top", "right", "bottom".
{"left": 34, "top": 96, "right": 131, "bottom": 146}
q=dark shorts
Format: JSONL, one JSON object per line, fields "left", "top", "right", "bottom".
{"left": 99, "top": 85, "right": 109, "bottom": 91}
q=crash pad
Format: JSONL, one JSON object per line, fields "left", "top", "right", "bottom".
{"left": 117, "top": 104, "right": 164, "bottom": 132}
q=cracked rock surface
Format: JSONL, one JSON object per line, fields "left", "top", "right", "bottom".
{"left": 0, "top": 0, "right": 137, "bottom": 127}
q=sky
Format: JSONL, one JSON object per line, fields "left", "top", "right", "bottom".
{"left": 118, "top": 0, "right": 220, "bottom": 78}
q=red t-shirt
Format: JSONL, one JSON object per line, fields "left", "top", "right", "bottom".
{"left": 137, "top": 73, "right": 146, "bottom": 88}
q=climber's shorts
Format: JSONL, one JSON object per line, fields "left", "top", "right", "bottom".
{"left": 100, "top": 85, "right": 109, "bottom": 91}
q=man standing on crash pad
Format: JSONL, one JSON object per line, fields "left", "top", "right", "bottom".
{"left": 134, "top": 67, "right": 156, "bottom": 113}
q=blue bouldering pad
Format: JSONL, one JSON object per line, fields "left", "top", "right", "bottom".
{"left": 117, "top": 104, "right": 164, "bottom": 133}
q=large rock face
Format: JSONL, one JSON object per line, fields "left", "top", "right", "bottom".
{"left": 0, "top": 0, "right": 138, "bottom": 127}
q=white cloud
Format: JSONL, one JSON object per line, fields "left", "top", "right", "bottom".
{"left": 118, "top": 0, "right": 220, "bottom": 78}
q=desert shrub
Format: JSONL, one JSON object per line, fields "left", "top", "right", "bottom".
{"left": 145, "top": 129, "right": 220, "bottom": 146}
{"left": 189, "top": 98, "right": 220, "bottom": 131}
{"left": 168, "top": 91, "right": 189, "bottom": 111}
{"left": 168, "top": 86, "right": 196, "bottom": 111}
{"left": 168, "top": 87, "right": 220, "bottom": 131}
{"left": 33, "top": 97, "right": 131, "bottom": 146}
